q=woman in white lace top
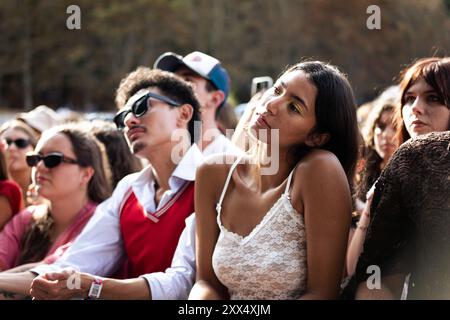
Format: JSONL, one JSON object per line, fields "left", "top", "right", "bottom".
{"left": 189, "top": 61, "right": 359, "bottom": 300}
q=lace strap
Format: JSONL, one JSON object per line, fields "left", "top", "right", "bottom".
{"left": 216, "top": 155, "right": 244, "bottom": 214}
{"left": 284, "top": 166, "right": 296, "bottom": 196}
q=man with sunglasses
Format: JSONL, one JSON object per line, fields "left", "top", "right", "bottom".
{"left": 154, "top": 51, "right": 239, "bottom": 156}
{"left": 25, "top": 68, "right": 206, "bottom": 300}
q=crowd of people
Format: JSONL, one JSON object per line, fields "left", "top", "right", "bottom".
{"left": 0, "top": 51, "right": 448, "bottom": 300}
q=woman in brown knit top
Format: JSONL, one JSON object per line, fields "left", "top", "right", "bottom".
{"left": 342, "top": 57, "right": 450, "bottom": 299}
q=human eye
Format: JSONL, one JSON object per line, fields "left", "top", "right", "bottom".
{"left": 273, "top": 86, "right": 282, "bottom": 95}
{"left": 427, "top": 94, "right": 442, "bottom": 103}
{"left": 404, "top": 95, "right": 415, "bottom": 104}
{"left": 288, "top": 103, "right": 302, "bottom": 115}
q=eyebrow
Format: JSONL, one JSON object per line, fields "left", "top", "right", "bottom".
{"left": 280, "top": 81, "right": 309, "bottom": 111}
{"left": 405, "top": 89, "right": 437, "bottom": 95}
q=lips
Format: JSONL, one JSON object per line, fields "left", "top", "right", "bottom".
{"left": 127, "top": 127, "right": 146, "bottom": 142}
{"left": 256, "top": 114, "right": 272, "bottom": 129}
{"left": 411, "top": 119, "right": 426, "bottom": 127}
{"left": 381, "top": 143, "right": 396, "bottom": 151}
{"left": 36, "top": 176, "right": 49, "bottom": 183}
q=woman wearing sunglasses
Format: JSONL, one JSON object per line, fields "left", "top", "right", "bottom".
{"left": 0, "top": 120, "right": 38, "bottom": 207}
{"left": 0, "top": 125, "right": 111, "bottom": 286}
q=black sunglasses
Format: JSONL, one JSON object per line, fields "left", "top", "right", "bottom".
{"left": 114, "top": 92, "right": 181, "bottom": 130}
{"left": 26, "top": 152, "right": 79, "bottom": 169}
{"left": 4, "top": 138, "right": 32, "bottom": 149}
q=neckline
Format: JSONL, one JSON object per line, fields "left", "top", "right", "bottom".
{"left": 217, "top": 193, "right": 301, "bottom": 245}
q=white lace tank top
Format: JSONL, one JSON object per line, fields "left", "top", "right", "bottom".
{"left": 212, "top": 157, "right": 307, "bottom": 300}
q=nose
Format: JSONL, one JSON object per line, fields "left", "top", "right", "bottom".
{"left": 35, "top": 158, "right": 48, "bottom": 171}
{"left": 5, "top": 141, "right": 17, "bottom": 151}
{"left": 265, "top": 96, "right": 282, "bottom": 115}
{"left": 124, "top": 111, "right": 140, "bottom": 129}
{"left": 410, "top": 97, "right": 425, "bottom": 115}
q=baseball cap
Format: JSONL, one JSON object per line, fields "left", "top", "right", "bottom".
{"left": 154, "top": 51, "right": 230, "bottom": 107}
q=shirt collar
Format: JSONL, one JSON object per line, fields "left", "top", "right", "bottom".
{"left": 132, "top": 143, "right": 204, "bottom": 190}
{"left": 171, "top": 143, "right": 204, "bottom": 182}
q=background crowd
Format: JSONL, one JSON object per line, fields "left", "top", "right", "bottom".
{"left": 0, "top": 1, "right": 449, "bottom": 301}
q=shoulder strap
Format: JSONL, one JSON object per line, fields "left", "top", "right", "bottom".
{"left": 284, "top": 166, "right": 297, "bottom": 196}
{"left": 216, "top": 156, "right": 244, "bottom": 214}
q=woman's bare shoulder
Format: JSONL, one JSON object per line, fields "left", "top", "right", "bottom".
{"left": 293, "top": 149, "right": 348, "bottom": 189}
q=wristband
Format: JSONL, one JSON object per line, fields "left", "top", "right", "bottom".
{"left": 88, "top": 277, "right": 103, "bottom": 299}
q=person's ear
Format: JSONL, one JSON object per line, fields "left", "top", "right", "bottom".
{"left": 177, "top": 104, "right": 194, "bottom": 128}
{"left": 305, "top": 131, "right": 330, "bottom": 147}
{"left": 80, "top": 167, "right": 94, "bottom": 187}
{"left": 210, "top": 90, "right": 225, "bottom": 109}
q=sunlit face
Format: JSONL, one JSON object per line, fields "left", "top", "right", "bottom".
{"left": 249, "top": 70, "right": 318, "bottom": 148}
{"left": 373, "top": 110, "right": 397, "bottom": 163}
{"left": 33, "top": 133, "right": 87, "bottom": 202}
{"left": 402, "top": 78, "right": 450, "bottom": 138}
{"left": 123, "top": 88, "right": 182, "bottom": 157}
{"left": 1, "top": 128, "right": 34, "bottom": 172}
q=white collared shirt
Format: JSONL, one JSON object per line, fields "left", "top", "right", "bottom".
{"left": 141, "top": 135, "right": 243, "bottom": 299}
{"left": 32, "top": 136, "right": 242, "bottom": 300}
{"left": 31, "top": 144, "right": 203, "bottom": 298}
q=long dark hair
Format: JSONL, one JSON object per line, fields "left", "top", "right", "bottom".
{"left": 285, "top": 61, "right": 359, "bottom": 184}
{"left": 396, "top": 57, "right": 450, "bottom": 144}
{"left": 17, "top": 125, "right": 112, "bottom": 265}
{"left": 88, "top": 120, "right": 143, "bottom": 188}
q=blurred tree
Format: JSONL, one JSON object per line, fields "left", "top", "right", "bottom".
{"left": 0, "top": 0, "right": 448, "bottom": 111}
